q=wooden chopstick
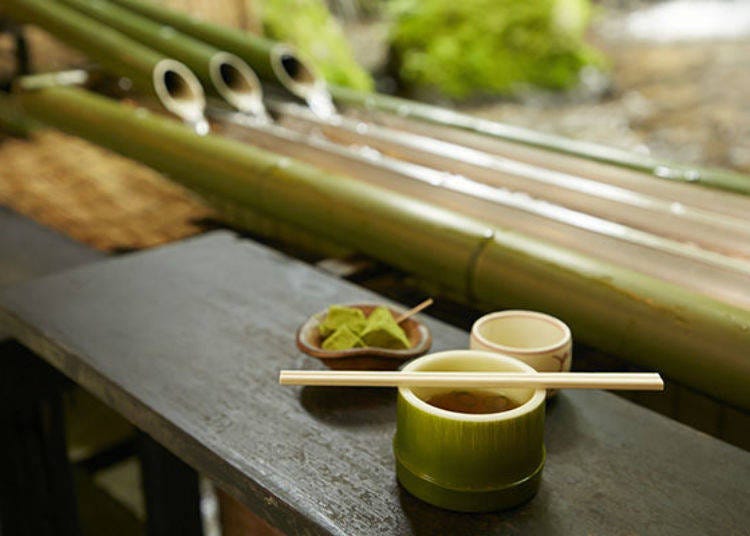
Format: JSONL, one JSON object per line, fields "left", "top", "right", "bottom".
{"left": 394, "top": 298, "right": 434, "bottom": 324}
{"left": 279, "top": 370, "right": 664, "bottom": 391}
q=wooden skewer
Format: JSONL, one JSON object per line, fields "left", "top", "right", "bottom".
{"left": 279, "top": 370, "right": 664, "bottom": 391}
{"left": 394, "top": 298, "right": 434, "bottom": 324}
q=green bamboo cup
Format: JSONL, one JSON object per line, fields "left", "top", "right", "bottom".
{"left": 394, "top": 350, "right": 546, "bottom": 512}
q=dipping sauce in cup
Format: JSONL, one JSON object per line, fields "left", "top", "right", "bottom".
{"left": 394, "top": 350, "right": 546, "bottom": 512}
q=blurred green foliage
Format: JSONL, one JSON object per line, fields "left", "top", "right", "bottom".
{"left": 261, "top": 0, "right": 374, "bottom": 90}
{"left": 388, "top": 0, "right": 606, "bottom": 98}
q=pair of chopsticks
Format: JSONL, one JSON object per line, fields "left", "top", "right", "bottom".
{"left": 279, "top": 370, "right": 664, "bottom": 391}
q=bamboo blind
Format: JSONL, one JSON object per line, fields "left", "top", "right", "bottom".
{"left": 0, "top": 131, "right": 214, "bottom": 251}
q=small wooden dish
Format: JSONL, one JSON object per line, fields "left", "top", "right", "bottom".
{"left": 296, "top": 304, "right": 432, "bottom": 370}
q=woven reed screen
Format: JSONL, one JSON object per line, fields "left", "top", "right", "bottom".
{"left": 0, "top": 131, "right": 215, "bottom": 251}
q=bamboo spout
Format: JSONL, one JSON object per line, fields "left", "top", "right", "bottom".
{"left": 209, "top": 52, "right": 267, "bottom": 120}
{"left": 58, "top": 0, "right": 267, "bottom": 118}
{"left": 105, "top": 0, "right": 334, "bottom": 114}
{"left": 153, "top": 59, "right": 207, "bottom": 133}
{"left": 270, "top": 45, "right": 334, "bottom": 117}
{"left": 3, "top": 0, "right": 207, "bottom": 126}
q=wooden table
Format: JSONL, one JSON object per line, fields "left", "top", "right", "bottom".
{"left": 0, "top": 207, "right": 101, "bottom": 337}
{"left": 0, "top": 207, "right": 103, "bottom": 534}
{"left": 0, "top": 207, "right": 201, "bottom": 536}
{"left": 1, "top": 231, "right": 748, "bottom": 535}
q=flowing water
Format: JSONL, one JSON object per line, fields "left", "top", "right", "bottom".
{"left": 212, "top": 105, "right": 750, "bottom": 310}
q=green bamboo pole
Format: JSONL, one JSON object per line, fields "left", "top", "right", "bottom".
{"left": 472, "top": 234, "right": 750, "bottom": 412}
{"left": 18, "top": 86, "right": 750, "bottom": 410}
{"left": 195, "top": 188, "right": 352, "bottom": 259}
{"left": 3, "top": 0, "right": 206, "bottom": 126}
{"left": 105, "top": 0, "right": 326, "bottom": 103}
{"left": 69, "top": 0, "right": 750, "bottom": 193}
{"left": 328, "top": 86, "right": 750, "bottom": 196}
{"left": 18, "top": 86, "right": 486, "bottom": 292}
{"left": 57, "top": 0, "right": 265, "bottom": 116}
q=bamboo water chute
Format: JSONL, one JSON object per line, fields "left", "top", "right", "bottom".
{"left": 345, "top": 106, "right": 750, "bottom": 217}
{"left": 104, "top": 0, "right": 334, "bottom": 115}
{"left": 56, "top": 0, "right": 267, "bottom": 119}
{"left": 2, "top": 0, "right": 207, "bottom": 128}
{"left": 16, "top": 86, "right": 750, "bottom": 411}
{"left": 270, "top": 100, "right": 750, "bottom": 259}
{"left": 6, "top": 0, "right": 750, "bottom": 410}
{"left": 329, "top": 86, "right": 750, "bottom": 196}
{"left": 208, "top": 106, "right": 750, "bottom": 311}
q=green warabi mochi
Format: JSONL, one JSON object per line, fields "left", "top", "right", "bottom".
{"left": 322, "top": 325, "right": 366, "bottom": 350}
{"left": 319, "top": 305, "right": 366, "bottom": 338}
{"left": 360, "top": 306, "right": 411, "bottom": 350}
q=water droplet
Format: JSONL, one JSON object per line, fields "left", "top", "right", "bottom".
{"left": 306, "top": 89, "right": 336, "bottom": 119}
{"left": 159, "top": 26, "right": 177, "bottom": 39}
{"left": 358, "top": 146, "right": 381, "bottom": 161}
{"left": 684, "top": 169, "right": 701, "bottom": 181}
{"left": 118, "top": 77, "right": 133, "bottom": 91}
{"left": 276, "top": 157, "right": 291, "bottom": 169}
{"left": 355, "top": 122, "right": 368, "bottom": 135}
{"left": 191, "top": 118, "right": 210, "bottom": 136}
{"left": 634, "top": 144, "right": 651, "bottom": 155}
{"left": 670, "top": 202, "right": 685, "bottom": 214}
{"left": 655, "top": 166, "right": 675, "bottom": 179}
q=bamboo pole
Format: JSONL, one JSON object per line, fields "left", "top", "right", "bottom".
{"left": 18, "top": 85, "right": 485, "bottom": 292}
{"left": 272, "top": 101, "right": 750, "bottom": 261}
{"left": 369, "top": 110, "right": 750, "bottom": 220}
{"left": 472, "top": 234, "right": 750, "bottom": 410}
{"left": 69, "top": 0, "right": 749, "bottom": 193}
{"left": 17, "top": 86, "right": 750, "bottom": 411}
{"left": 328, "top": 85, "right": 750, "bottom": 196}
{"left": 3, "top": 0, "right": 206, "bottom": 127}
{"left": 104, "top": 0, "right": 331, "bottom": 110}
{"left": 213, "top": 107, "right": 750, "bottom": 310}
{"left": 56, "top": 0, "right": 265, "bottom": 117}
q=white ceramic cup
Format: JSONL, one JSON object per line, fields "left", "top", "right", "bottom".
{"left": 470, "top": 310, "right": 572, "bottom": 376}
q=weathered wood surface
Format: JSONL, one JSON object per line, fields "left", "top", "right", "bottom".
{"left": 0, "top": 207, "right": 100, "bottom": 535}
{"left": 0, "top": 206, "right": 99, "bottom": 287}
{"left": 0, "top": 206, "right": 100, "bottom": 339}
{"left": 0, "top": 231, "right": 748, "bottom": 535}
{"left": 0, "top": 207, "right": 204, "bottom": 534}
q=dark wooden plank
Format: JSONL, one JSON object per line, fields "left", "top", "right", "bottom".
{"left": 0, "top": 207, "right": 101, "bottom": 288}
{"left": 138, "top": 433, "right": 203, "bottom": 536}
{"left": 0, "top": 208, "right": 201, "bottom": 534}
{"left": 0, "top": 207, "right": 101, "bottom": 340}
{"left": 0, "top": 341, "right": 81, "bottom": 536}
{"left": 1, "top": 231, "right": 748, "bottom": 535}
{"left": 0, "top": 208, "right": 101, "bottom": 535}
